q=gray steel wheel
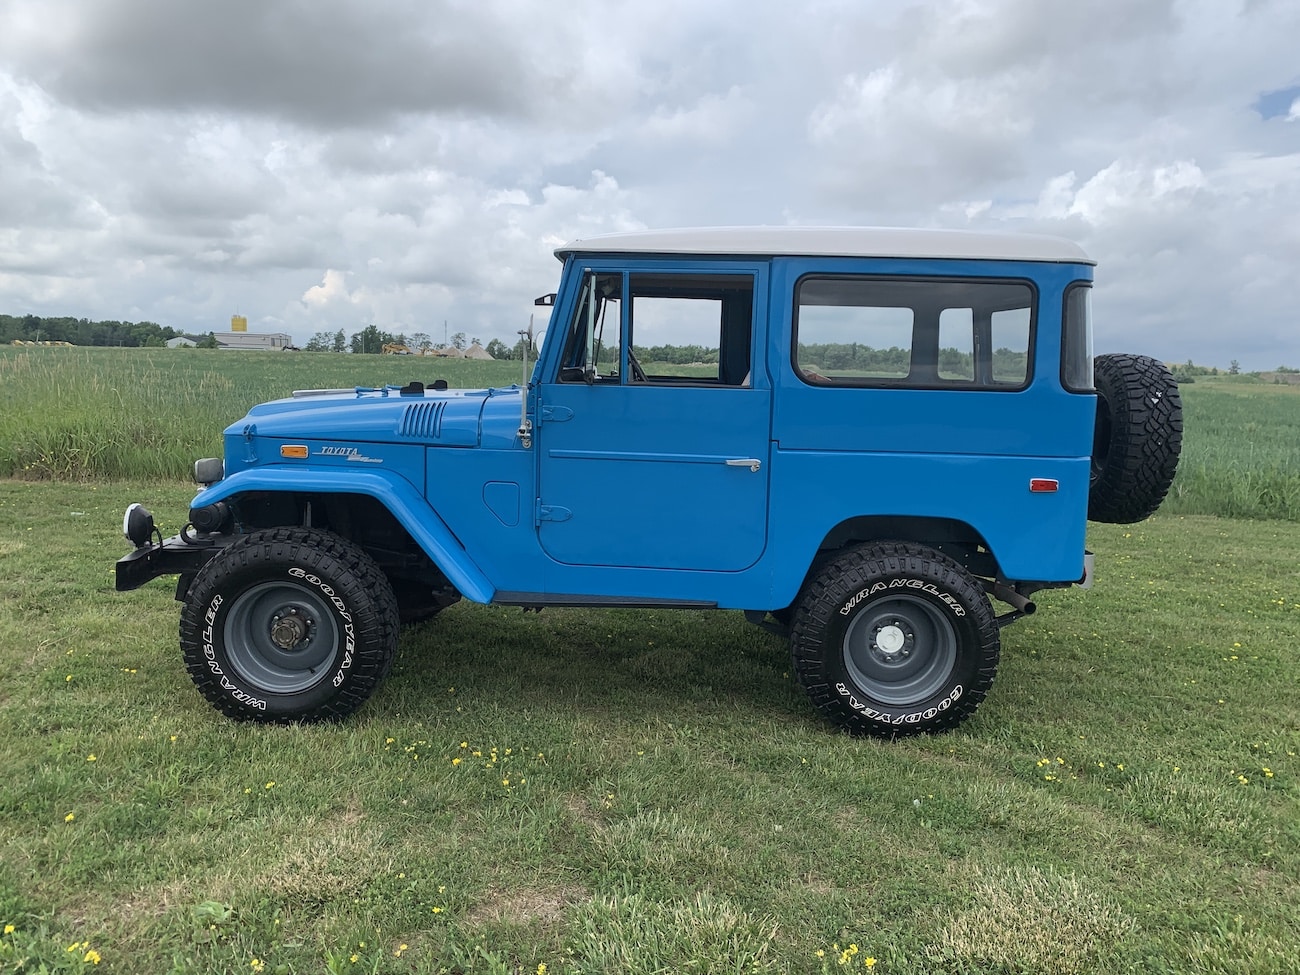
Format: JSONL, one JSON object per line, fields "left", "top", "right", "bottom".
{"left": 842, "top": 594, "right": 958, "bottom": 706}
{"left": 223, "top": 580, "right": 343, "bottom": 694}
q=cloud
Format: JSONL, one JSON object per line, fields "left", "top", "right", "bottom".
{"left": 0, "top": 0, "right": 1298, "bottom": 369}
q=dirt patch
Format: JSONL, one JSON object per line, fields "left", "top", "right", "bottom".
{"left": 466, "top": 884, "right": 587, "bottom": 926}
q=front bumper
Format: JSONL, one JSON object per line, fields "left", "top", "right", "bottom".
{"left": 115, "top": 533, "right": 231, "bottom": 594}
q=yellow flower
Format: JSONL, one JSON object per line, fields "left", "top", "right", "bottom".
{"left": 64, "top": 812, "right": 75, "bottom": 823}
{"left": 393, "top": 943, "right": 408, "bottom": 957}
{"left": 864, "top": 959, "right": 877, "bottom": 970}
{"left": 815, "top": 949, "right": 825, "bottom": 958}
{"left": 86, "top": 754, "right": 96, "bottom": 762}
{"left": 264, "top": 781, "right": 275, "bottom": 789}
{"left": 538, "top": 965, "right": 548, "bottom": 974}
{"left": 3, "top": 924, "right": 14, "bottom": 935}
{"left": 250, "top": 960, "right": 264, "bottom": 973}
{"left": 350, "top": 955, "right": 359, "bottom": 963}
{"left": 84, "top": 949, "right": 102, "bottom": 965}
{"left": 452, "top": 757, "right": 462, "bottom": 766}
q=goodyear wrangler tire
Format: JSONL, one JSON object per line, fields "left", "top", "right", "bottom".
{"left": 790, "top": 542, "right": 999, "bottom": 738}
{"left": 179, "top": 528, "right": 399, "bottom": 723}
{"left": 1089, "top": 353, "right": 1183, "bottom": 524}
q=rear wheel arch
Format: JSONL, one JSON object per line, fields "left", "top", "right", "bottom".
{"left": 769, "top": 516, "right": 998, "bottom": 623}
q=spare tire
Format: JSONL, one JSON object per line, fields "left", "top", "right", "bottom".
{"left": 1088, "top": 353, "right": 1183, "bottom": 524}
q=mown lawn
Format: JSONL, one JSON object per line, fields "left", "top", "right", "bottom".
{"left": 1, "top": 479, "right": 1297, "bottom": 974}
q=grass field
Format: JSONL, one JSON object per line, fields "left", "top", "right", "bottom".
{"left": 1, "top": 348, "right": 1299, "bottom": 973}
{"left": 3, "top": 347, "right": 1299, "bottom": 522}
{"left": 0, "top": 348, "right": 524, "bottom": 481}
{"left": 0, "top": 484, "right": 1297, "bottom": 974}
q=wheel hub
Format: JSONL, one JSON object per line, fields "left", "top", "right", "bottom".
{"left": 872, "top": 620, "right": 913, "bottom": 660}
{"left": 269, "top": 608, "right": 313, "bottom": 651}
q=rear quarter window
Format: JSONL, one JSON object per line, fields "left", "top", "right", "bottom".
{"left": 794, "top": 276, "right": 1035, "bottom": 390}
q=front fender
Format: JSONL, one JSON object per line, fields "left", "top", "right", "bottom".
{"left": 193, "top": 468, "right": 496, "bottom": 604}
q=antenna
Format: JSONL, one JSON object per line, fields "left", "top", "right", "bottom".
{"left": 517, "top": 314, "right": 534, "bottom": 448}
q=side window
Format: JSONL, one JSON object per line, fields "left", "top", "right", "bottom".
{"left": 794, "top": 276, "right": 1035, "bottom": 390}
{"left": 627, "top": 273, "right": 755, "bottom": 385}
{"left": 938, "top": 308, "right": 974, "bottom": 381}
{"left": 559, "top": 272, "right": 755, "bottom": 385}
{"left": 990, "top": 307, "right": 1030, "bottom": 384}
{"left": 1061, "top": 283, "right": 1093, "bottom": 392}
{"left": 560, "top": 272, "right": 622, "bottom": 382}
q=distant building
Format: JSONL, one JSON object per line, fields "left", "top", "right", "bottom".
{"left": 464, "top": 342, "right": 494, "bottom": 360}
{"left": 212, "top": 332, "right": 295, "bottom": 351}
{"left": 167, "top": 336, "right": 200, "bottom": 348}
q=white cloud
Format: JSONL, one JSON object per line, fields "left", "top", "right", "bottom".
{"left": 0, "top": 0, "right": 1297, "bottom": 369}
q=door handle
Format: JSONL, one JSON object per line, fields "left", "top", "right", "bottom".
{"left": 725, "top": 458, "right": 762, "bottom": 472}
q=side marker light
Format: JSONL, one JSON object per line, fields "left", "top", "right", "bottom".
{"left": 1029, "top": 478, "right": 1059, "bottom": 493}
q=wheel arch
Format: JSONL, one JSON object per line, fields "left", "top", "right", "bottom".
{"left": 770, "top": 515, "right": 1000, "bottom": 617}
{"left": 192, "top": 469, "right": 494, "bottom": 603}
{"left": 816, "top": 513, "right": 999, "bottom": 579}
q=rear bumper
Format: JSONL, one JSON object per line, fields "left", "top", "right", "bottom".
{"left": 115, "top": 534, "right": 230, "bottom": 593}
{"left": 1077, "top": 550, "right": 1095, "bottom": 590}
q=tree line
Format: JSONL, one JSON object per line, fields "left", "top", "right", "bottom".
{"left": 302, "top": 324, "right": 534, "bottom": 359}
{"left": 1, "top": 314, "right": 186, "bottom": 347}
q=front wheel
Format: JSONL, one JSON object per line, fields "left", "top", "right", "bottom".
{"left": 790, "top": 542, "right": 1000, "bottom": 738}
{"left": 179, "top": 528, "right": 399, "bottom": 723}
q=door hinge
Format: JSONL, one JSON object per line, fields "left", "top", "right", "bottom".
{"left": 535, "top": 502, "right": 573, "bottom": 524}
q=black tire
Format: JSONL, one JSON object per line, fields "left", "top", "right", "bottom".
{"left": 1089, "top": 353, "right": 1183, "bottom": 524}
{"left": 790, "top": 542, "right": 1000, "bottom": 738}
{"left": 179, "top": 528, "right": 399, "bottom": 723}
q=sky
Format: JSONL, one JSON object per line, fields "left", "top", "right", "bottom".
{"left": 1, "top": 0, "right": 1297, "bottom": 370}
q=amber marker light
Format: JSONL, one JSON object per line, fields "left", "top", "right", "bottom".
{"left": 280, "top": 445, "right": 309, "bottom": 459}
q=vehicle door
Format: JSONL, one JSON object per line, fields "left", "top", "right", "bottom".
{"left": 536, "top": 263, "right": 771, "bottom": 571}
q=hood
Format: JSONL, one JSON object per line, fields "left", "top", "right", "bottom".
{"left": 225, "top": 384, "right": 525, "bottom": 449}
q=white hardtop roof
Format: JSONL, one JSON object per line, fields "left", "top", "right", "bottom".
{"left": 555, "top": 226, "right": 1093, "bottom": 265}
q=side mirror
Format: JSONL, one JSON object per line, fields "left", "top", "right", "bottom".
{"left": 534, "top": 293, "right": 556, "bottom": 307}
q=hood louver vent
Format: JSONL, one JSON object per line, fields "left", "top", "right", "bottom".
{"left": 399, "top": 401, "right": 446, "bottom": 440}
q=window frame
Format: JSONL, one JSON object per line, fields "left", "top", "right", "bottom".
{"left": 791, "top": 273, "right": 1039, "bottom": 392}
{"left": 557, "top": 268, "right": 758, "bottom": 388}
{"left": 1060, "top": 281, "right": 1095, "bottom": 393}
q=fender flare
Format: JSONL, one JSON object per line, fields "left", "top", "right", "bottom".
{"left": 191, "top": 468, "right": 496, "bottom": 604}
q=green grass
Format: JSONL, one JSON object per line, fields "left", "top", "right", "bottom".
{"left": 0, "top": 347, "right": 523, "bottom": 481}
{"left": 1, "top": 481, "right": 1298, "bottom": 974}
{"left": 4, "top": 349, "right": 1300, "bottom": 522}
{"left": 1161, "top": 380, "right": 1300, "bottom": 521}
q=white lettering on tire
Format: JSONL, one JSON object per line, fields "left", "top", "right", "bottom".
{"left": 839, "top": 580, "right": 966, "bottom": 618}
{"left": 834, "top": 682, "right": 964, "bottom": 725}
{"left": 289, "top": 566, "right": 356, "bottom": 688}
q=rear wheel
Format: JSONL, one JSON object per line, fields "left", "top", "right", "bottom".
{"left": 179, "top": 528, "right": 399, "bottom": 723}
{"left": 790, "top": 542, "right": 999, "bottom": 738}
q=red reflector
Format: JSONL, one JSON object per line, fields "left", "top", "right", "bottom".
{"left": 1029, "top": 478, "right": 1059, "bottom": 493}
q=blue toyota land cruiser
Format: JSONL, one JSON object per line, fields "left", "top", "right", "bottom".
{"left": 115, "top": 227, "right": 1182, "bottom": 738}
